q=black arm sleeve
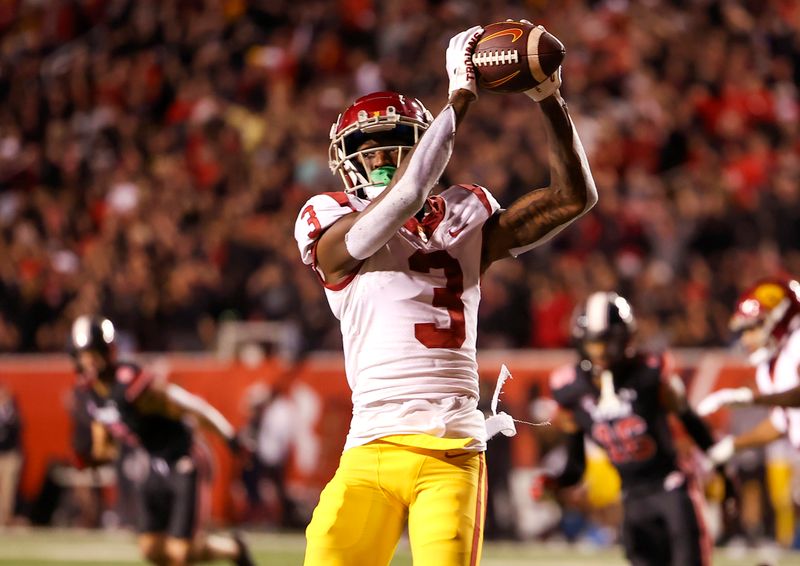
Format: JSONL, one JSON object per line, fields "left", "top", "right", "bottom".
{"left": 678, "top": 407, "right": 715, "bottom": 451}
{"left": 556, "top": 431, "right": 586, "bottom": 488}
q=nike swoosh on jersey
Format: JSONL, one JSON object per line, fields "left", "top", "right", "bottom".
{"left": 448, "top": 224, "right": 468, "bottom": 237}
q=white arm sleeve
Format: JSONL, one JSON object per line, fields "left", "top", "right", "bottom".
{"left": 509, "top": 119, "right": 597, "bottom": 257}
{"left": 166, "top": 384, "right": 235, "bottom": 440}
{"left": 344, "top": 105, "right": 456, "bottom": 260}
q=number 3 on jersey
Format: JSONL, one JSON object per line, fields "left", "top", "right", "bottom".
{"left": 408, "top": 250, "right": 466, "bottom": 349}
{"left": 301, "top": 205, "right": 322, "bottom": 239}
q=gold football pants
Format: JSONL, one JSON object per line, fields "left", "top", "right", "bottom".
{"left": 304, "top": 437, "right": 487, "bottom": 566}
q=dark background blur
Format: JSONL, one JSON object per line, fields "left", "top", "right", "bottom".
{"left": 0, "top": 0, "right": 798, "bottom": 356}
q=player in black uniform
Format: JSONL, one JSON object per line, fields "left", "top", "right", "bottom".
{"left": 545, "top": 292, "right": 715, "bottom": 566}
{"left": 70, "top": 315, "right": 255, "bottom": 566}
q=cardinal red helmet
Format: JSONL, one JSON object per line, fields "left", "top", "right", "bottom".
{"left": 328, "top": 91, "right": 433, "bottom": 198}
{"left": 730, "top": 277, "right": 800, "bottom": 364}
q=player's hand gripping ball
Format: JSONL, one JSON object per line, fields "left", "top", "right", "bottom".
{"left": 472, "top": 20, "right": 565, "bottom": 94}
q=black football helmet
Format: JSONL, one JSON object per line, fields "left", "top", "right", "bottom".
{"left": 70, "top": 315, "right": 116, "bottom": 354}
{"left": 571, "top": 291, "right": 637, "bottom": 370}
{"left": 70, "top": 315, "right": 117, "bottom": 381}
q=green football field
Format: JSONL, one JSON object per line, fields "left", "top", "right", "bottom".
{"left": 0, "top": 529, "right": 795, "bottom": 565}
{"left": 0, "top": 529, "right": 800, "bottom": 566}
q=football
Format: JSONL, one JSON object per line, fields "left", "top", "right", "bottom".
{"left": 472, "top": 21, "right": 565, "bottom": 94}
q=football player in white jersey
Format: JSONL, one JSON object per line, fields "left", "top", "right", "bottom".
{"left": 295, "top": 23, "right": 597, "bottom": 566}
{"left": 698, "top": 278, "right": 800, "bottom": 465}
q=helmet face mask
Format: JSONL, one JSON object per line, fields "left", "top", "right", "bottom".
{"left": 329, "top": 91, "right": 432, "bottom": 199}
{"left": 572, "top": 292, "right": 636, "bottom": 373}
{"left": 351, "top": 135, "right": 406, "bottom": 199}
{"left": 730, "top": 278, "right": 800, "bottom": 365}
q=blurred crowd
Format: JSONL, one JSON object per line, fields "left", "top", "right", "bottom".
{"left": 0, "top": 0, "right": 798, "bottom": 354}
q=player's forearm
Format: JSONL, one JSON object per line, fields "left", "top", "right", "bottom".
{"left": 733, "top": 418, "right": 782, "bottom": 451}
{"left": 165, "top": 384, "right": 235, "bottom": 442}
{"left": 344, "top": 104, "right": 457, "bottom": 260}
{"left": 753, "top": 386, "right": 800, "bottom": 408}
{"left": 448, "top": 89, "right": 475, "bottom": 127}
{"left": 660, "top": 376, "right": 716, "bottom": 450}
{"left": 538, "top": 94, "right": 597, "bottom": 216}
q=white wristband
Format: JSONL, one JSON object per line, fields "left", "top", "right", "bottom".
{"left": 525, "top": 68, "right": 562, "bottom": 102}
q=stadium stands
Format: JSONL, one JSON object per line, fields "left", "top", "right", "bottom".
{"left": 0, "top": 0, "right": 797, "bottom": 355}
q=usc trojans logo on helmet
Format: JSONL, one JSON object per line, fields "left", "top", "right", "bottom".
{"left": 730, "top": 278, "right": 800, "bottom": 365}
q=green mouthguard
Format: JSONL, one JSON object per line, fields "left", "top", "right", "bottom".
{"left": 370, "top": 165, "right": 397, "bottom": 186}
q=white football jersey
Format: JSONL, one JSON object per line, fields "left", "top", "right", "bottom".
{"left": 295, "top": 185, "right": 501, "bottom": 451}
{"left": 754, "top": 329, "right": 800, "bottom": 447}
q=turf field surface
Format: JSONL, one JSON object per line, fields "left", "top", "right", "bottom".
{"left": 0, "top": 529, "right": 795, "bottom": 565}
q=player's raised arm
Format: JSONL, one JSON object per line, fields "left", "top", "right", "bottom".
{"left": 482, "top": 36, "right": 597, "bottom": 267}
{"left": 312, "top": 27, "right": 483, "bottom": 285}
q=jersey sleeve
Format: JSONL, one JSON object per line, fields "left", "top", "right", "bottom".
{"left": 441, "top": 184, "right": 501, "bottom": 242}
{"left": 294, "top": 192, "right": 357, "bottom": 266}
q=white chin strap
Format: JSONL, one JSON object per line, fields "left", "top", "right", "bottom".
{"left": 364, "top": 183, "right": 388, "bottom": 200}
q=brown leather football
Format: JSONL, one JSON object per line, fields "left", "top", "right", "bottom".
{"left": 472, "top": 21, "right": 565, "bottom": 94}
